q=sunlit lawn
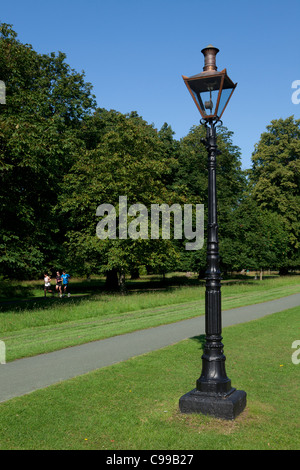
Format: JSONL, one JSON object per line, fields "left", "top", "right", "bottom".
{"left": 0, "top": 306, "right": 299, "bottom": 450}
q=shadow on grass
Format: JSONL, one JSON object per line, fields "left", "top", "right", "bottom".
{"left": 0, "top": 276, "right": 203, "bottom": 313}
{"left": 0, "top": 294, "right": 90, "bottom": 313}
{"left": 0, "top": 282, "right": 35, "bottom": 300}
{"left": 190, "top": 334, "right": 206, "bottom": 351}
{"left": 0, "top": 271, "right": 286, "bottom": 314}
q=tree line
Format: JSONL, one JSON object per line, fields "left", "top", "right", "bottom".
{"left": 0, "top": 24, "right": 299, "bottom": 286}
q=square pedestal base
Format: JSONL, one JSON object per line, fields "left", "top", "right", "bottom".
{"left": 179, "top": 388, "right": 247, "bottom": 420}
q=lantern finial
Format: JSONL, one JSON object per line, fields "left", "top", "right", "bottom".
{"left": 201, "top": 45, "right": 219, "bottom": 72}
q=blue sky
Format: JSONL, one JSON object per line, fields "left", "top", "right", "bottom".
{"left": 1, "top": 0, "right": 300, "bottom": 169}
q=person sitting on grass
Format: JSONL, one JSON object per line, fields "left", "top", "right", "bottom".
{"left": 44, "top": 273, "right": 53, "bottom": 297}
{"left": 61, "top": 270, "right": 71, "bottom": 297}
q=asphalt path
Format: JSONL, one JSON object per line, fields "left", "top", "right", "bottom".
{"left": 0, "top": 293, "right": 299, "bottom": 403}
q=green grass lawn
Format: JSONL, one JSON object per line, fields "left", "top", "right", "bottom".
{"left": 0, "top": 305, "right": 299, "bottom": 450}
{"left": 0, "top": 275, "right": 300, "bottom": 361}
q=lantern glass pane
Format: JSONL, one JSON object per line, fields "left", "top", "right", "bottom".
{"left": 188, "top": 75, "right": 222, "bottom": 117}
{"left": 217, "top": 87, "right": 233, "bottom": 117}
{"left": 193, "top": 88, "right": 219, "bottom": 116}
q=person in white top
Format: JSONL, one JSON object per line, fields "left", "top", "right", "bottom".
{"left": 44, "top": 274, "right": 53, "bottom": 297}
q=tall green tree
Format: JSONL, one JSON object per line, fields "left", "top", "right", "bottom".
{"left": 59, "top": 110, "right": 183, "bottom": 287}
{"left": 249, "top": 116, "right": 300, "bottom": 271}
{"left": 175, "top": 123, "right": 246, "bottom": 276}
{"left": 0, "top": 23, "right": 96, "bottom": 278}
{"left": 219, "top": 197, "right": 289, "bottom": 276}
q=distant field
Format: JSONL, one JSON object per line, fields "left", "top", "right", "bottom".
{"left": 0, "top": 275, "right": 299, "bottom": 361}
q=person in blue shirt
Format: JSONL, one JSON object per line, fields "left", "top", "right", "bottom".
{"left": 61, "top": 271, "right": 71, "bottom": 297}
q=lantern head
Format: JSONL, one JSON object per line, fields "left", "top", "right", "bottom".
{"left": 182, "top": 45, "right": 236, "bottom": 121}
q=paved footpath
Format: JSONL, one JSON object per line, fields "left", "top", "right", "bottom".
{"left": 0, "top": 293, "right": 299, "bottom": 403}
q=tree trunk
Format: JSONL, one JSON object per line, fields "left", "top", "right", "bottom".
{"left": 118, "top": 271, "right": 126, "bottom": 294}
{"left": 105, "top": 269, "right": 119, "bottom": 289}
{"left": 130, "top": 268, "right": 140, "bottom": 280}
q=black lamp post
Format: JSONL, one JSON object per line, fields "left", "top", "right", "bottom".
{"left": 179, "top": 46, "right": 246, "bottom": 420}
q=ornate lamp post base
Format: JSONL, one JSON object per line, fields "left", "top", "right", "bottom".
{"left": 179, "top": 388, "right": 247, "bottom": 421}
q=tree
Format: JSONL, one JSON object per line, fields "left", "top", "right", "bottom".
{"left": 0, "top": 23, "right": 95, "bottom": 123}
{"left": 219, "top": 196, "right": 289, "bottom": 277}
{"left": 249, "top": 116, "right": 300, "bottom": 272}
{"left": 174, "top": 123, "right": 246, "bottom": 276}
{"left": 0, "top": 23, "right": 96, "bottom": 278}
{"left": 59, "top": 110, "right": 183, "bottom": 287}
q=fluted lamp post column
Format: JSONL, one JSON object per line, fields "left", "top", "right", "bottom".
{"left": 179, "top": 45, "right": 247, "bottom": 420}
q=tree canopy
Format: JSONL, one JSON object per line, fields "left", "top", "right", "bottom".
{"left": 249, "top": 116, "right": 300, "bottom": 271}
{"left": 0, "top": 23, "right": 96, "bottom": 278}
{"left": 59, "top": 109, "right": 183, "bottom": 286}
{"left": 0, "top": 23, "right": 298, "bottom": 283}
